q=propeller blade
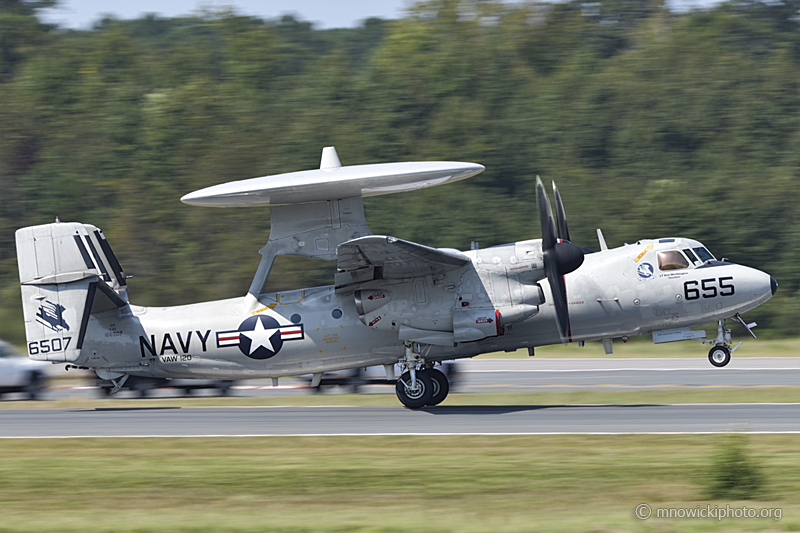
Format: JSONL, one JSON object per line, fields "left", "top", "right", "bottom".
{"left": 536, "top": 177, "right": 557, "bottom": 250}
{"left": 544, "top": 252, "right": 569, "bottom": 342}
{"left": 552, "top": 182, "right": 570, "bottom": 243}
{"left": 536, "top": 176, "right": 585, "bottom": 343}
{"left": 544, "top": 241, "right": 585, "bottom": 343}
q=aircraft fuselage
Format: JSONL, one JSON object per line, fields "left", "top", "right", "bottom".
{"left": 65, "top": 236, "right": 774, "bottom": 380}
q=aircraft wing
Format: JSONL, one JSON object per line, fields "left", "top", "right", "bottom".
{"left": 336, "top": 236, "right": 469, "bottom": 287}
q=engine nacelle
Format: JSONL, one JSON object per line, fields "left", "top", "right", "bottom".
{"left": 509, "top": 280, "right": 545, "bottom": 308}
{"left": 453, "top": 308, "right": 501, "bottom": 342}
{"left": 354, "top": 288, "right": 395, "bottom": 329}
{"left": 354, "top": 289, "right": 393, "bottom": 318}
{"left": 497, "top": 304, "right": 540, "bottom": 326}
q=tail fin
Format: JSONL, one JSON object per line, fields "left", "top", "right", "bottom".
{"left": 15, "top": 222, "right": 128, "bottom": 362}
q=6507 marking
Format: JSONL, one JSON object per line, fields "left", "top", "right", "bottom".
{"left": 29, "top": 337, "right": 72, "bottom": 355}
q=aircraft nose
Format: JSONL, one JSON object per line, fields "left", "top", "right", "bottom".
{"left": 771, "top": 276, "right": 778, "bottom": 296}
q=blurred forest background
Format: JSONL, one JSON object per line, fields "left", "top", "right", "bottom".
{"left": 1, "top": 0, "right": 798, "bottom": 344}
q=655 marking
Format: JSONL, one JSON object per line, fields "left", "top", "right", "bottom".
{"left": 684, "top": 277, "right": 735, "bottom": 301}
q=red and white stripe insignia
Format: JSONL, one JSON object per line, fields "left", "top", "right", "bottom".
{"left": 216, "top": 324, "right": 303, "bottom": 349}
{"left": 280, "top": 327, "right": 303, "bottom": 340}
{"left": 216, "top": 331, "right": 240, "bottom": 347}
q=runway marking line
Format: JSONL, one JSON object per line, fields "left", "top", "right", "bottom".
{"left": 470, "top": 384, "right": 796, "bottom": 389}
{"left": 1, "top": 403, "right": 795, "bottom": 411}
{"left": 182, "top": 402, "right": 800, "bottom": 407}
{"left": 2, "top": 431, "right": 799, "bottom": 439}
{"left": 3, "top": 405, "right": 797, "bottom": 438}
{"left": 462, "top": 368, "right": 800, "bottom": 372}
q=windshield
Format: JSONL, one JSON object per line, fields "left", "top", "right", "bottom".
{"left": 683, "top": 248, "right": 699, "bottom": 264}
{"left": 657, "top": 250, "right": 690, "bottom": 271}
{"left": 693, "top": 247, "right": 715, "bottom": 262}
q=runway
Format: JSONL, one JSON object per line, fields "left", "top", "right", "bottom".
{"left": 1, "top": 403, "right": 798, "bottom": 437}
{"left": 457, "top": 357, "right": 800, "bottom": 391}
{"left": 35, "top": 357, "right": 800, "bottom": 400}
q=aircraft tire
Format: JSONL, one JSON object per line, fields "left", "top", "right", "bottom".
{"left": 395, "top": 371, "right": 433, "bottom": 409}
{"left": 24, "top": 372, "right": 46, "bottom": 401}
{"left": 708, "top": 346, "right": 731, "bottom": 367}
{"left": 422, "top": 368, "right": 449, "bottom": 406}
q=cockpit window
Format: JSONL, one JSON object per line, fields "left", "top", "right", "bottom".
{"left": 657, "top": 251, "right": 690, "bottom": 271}
{"left": 683, "top": 248, "right": 700, "bottom": 264}
{"left": 693, "top": 247, "right": 714, "bottom": 262}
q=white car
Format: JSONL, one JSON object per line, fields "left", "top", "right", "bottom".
{"left": 0, "top": 340, "right": 49, "bottom": 400}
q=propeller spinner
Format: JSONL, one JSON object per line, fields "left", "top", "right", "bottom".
{"left": 536, "top": 177, "right": 585, "bottom": 343}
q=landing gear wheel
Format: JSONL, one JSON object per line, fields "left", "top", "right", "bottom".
{"left": 24, "top": 373, "right": 45, "bottom": 400}
{"left": 395, "top": 371, "right": 433, "bottom": 409}
{"left": 708, "top": 345, "right": 731, "bottom": 367}
{"left": 422, "top": 368, "right": 449, "bottom": 406}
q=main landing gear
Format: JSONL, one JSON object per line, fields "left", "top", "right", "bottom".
{"left": 702, "top": 314, "right": 757, "bottom": 368}
{"left": 395, "top": 342, "right": 451, "bottom": 409}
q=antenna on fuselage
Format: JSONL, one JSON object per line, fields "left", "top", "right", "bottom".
{"left": 596, "top": 229, "right": 608, "bottom": 251}
{"left": 320, "top": 146, "right": 342, "bottom": 170}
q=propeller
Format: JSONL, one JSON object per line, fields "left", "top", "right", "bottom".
{"left": 536, "top": 177, "right": 585, "bottom": 343}
{"left": 552, "top": 182, "right": 570, "bottom": 242}
{"left": 554, "top": 182, "right": 596, "bottom": 256}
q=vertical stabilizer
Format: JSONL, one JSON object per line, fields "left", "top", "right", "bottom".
{"left": 16, "top": 222, "right": 128, "bottom": 362}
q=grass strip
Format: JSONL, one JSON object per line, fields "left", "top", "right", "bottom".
{"left": 0, "top": 434, "right": 798, "bottom": 532}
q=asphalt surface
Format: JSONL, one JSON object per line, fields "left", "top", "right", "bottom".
{"left": 3, "top": 358, "right": 797, "bottom": 437}
{"left": 1, "top": 404, "right": 797, "bottom": 437}
{"left": 457, "top": 357, "right": 800, "bottom": 392}
{"left": 31, "top": 357, "right": 800, "bottom": 399}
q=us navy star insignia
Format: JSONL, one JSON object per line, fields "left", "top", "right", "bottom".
{"left": 239, "top": 318, "right": 280, "bottom": 355}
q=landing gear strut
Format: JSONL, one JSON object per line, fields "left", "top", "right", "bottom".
{"left": 395, "top": 342, "right": 451, "bottom": 408}
{"left": 395, "top": 370, "right": 433, "bottom": 409}
{"left": 702, "top": 319, "right": 742, "bottom": 368}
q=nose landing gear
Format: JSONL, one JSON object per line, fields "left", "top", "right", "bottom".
{"left": 708, "top": 345, "right": 731, "bottom": 367}
{"left": 702, "top": 315, "right": 756, "bottom": 368}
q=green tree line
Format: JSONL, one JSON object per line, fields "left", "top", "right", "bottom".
{"left": 1, "top": 0, "right": 798, "bottom": 344}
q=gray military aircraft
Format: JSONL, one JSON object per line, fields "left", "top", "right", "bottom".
{"left": 15, "top": 147, "right": 777, "bottom": 408}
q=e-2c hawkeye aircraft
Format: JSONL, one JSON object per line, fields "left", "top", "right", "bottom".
{"left": 15, "top": 147, "right": 778, "bottom": 408}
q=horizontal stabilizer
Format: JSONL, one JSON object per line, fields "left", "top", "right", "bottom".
{"left": 17, "top": 222, "right": 127, "bottom": 290}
